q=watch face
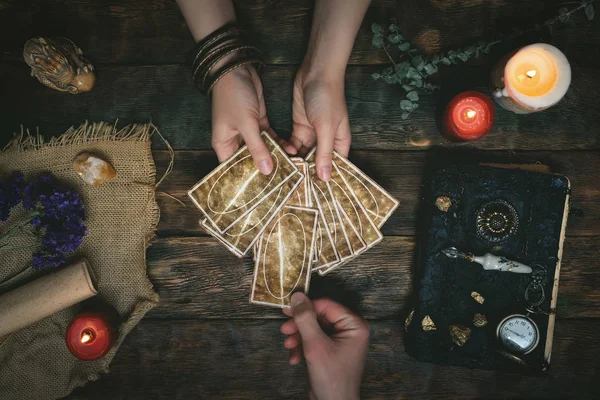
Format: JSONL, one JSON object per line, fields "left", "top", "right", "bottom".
{"left": 497, "top": 315, "right": 540, "bottom": 354}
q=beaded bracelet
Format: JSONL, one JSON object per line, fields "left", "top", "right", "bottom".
{"left": 190, "top": 23, "right": 265, "bottom": 96}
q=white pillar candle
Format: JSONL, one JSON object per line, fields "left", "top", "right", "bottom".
{"left": 491, "top": 43, "right": 571, "bottom": 114}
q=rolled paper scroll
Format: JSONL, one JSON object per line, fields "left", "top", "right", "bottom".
{"left": 0, "top": 260, "right": 98, "bottom": 337}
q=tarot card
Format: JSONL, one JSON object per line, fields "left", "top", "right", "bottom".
{"left": 332, "top": 152, "right": 399, "bottom": 228}
{"left": 250, "top": 206, "right": 318, "bottom": 308}
{"left": 308, "top": 163, "right": 353, "bottom": 264}
{"left": 201, "top": 172, "right": 304, "bottom": 257}
{"left": 329, "top": 163, "right": 383, "bottom": 250}
{"left": 311, "top": 218, "right": 340, "bottom": 271}
{"left": 287, "top": 158, "right": 312, "bottom": 207}
{"left": 335, "top": 199, "right": 367, "bottom": 255}
{"left": 317, "top": 255, "right": 356, "bottom": 276}
{"left": 187, "top": 131, "right": 299, "bottom": 233}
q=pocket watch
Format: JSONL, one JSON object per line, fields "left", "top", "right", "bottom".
{"left": 496, "top": 314, "right": 540, "bottom": 355}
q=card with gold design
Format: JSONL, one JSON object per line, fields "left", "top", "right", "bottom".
{"left": 329, "top": 163, "right": 383, "bottom": 250}
{"left": 311, "top": 218, "right": 340, "bottom": 271}
{"left": 317, "top": 254, "right": 356, "bottom": 276}
{"left": 202, "top": 173, "right": 305, "bottom": 257}
{"left": 250, "top": 206, "right": 318, "bottom": 308}
{"left": 332, "top": 151, "right": 399, "bottom": 228}
{"left": 335, "top": 199, "right": 367, "bottom": 255}
{"left": 308, "top": 163, "right": 354, "bottom": 264}
{"left": 187, "top": 131, "right": 300, "bottom": 233}
{"left": 287, "top": 158, "right": 312, "bottom": 207}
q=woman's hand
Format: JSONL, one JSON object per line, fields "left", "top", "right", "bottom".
{"left": 281, "top": 293, "right": 370, "bottom": 400}
{"left": 291, "top": 67, "right": 351, "bottom": 181}
{"left": 211, "top": 64, "right": 296, "bottom": 173}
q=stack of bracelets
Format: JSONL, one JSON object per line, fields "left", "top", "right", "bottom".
{"left": 191, "top": 23, "right": 265, "bottom": 96}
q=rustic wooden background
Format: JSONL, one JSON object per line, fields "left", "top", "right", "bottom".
{"left": 1, "top": 0, "right": 599, "bottom": 399}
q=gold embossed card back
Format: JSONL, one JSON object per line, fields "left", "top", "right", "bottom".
{"left": 250, "top": 206, "right": 318, "bottom": 308}
{"left": 187, "top": 132, "right": 299, "bottom": 233}
{"left": 202, "top": 172, "right": 304, "bottom": 257}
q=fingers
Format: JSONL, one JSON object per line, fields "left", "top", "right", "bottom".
{"left": 280, "top": 318, "right": 298, "bottom": 335}
{"left": 291, "top": 123, "right": 317, "bottom": 156}
{"left": 314, "top": 123, "right": 334, "bottom": 181}
{"left": 290, "top": 292, "right": 329, "bottom": 347}
{"left": 266, "top": 127, "right": 297, "bottom": 155}
{"left": 311, "top": 298, "right": 369, "bottom": 338}
{"left": 289, "top": 347, "right": 302, "bottom": 365}
{"left": 334, "top": 118, "right": 352, "bottom": 157}
{"left": 284, "top": 332, "right": 302, "bottom": 349}
{"left": 211, "top": 130, "right": 243, "bottom": 162}
{"left": 241, "top": 121, "right": 274, "bottom": 175}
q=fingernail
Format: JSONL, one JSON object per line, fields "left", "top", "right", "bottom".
{"left": 319, "top": 166, "right": 331, "bottom": 181}
{"left": 258, "top": 159, "right": 272, "bottom": 175}
{"left": 291, "top": 292, "right": 306, "bottom": 308}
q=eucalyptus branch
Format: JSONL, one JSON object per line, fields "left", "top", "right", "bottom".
{"left": 370, "top": 1, "right": 596, "bottom": 120}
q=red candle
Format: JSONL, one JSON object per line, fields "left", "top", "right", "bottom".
{"left": 443, "top": 91, "right": 495, "bottom": 141}
{"left": 66, "top": 312, "right": 114, "bottom": 361}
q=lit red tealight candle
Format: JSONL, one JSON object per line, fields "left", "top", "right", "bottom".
{"left": 442, "top": 91, "right": 495, "bottom": 142}
{"left": 66, "top": 312, "right": 114, "bottom": 361}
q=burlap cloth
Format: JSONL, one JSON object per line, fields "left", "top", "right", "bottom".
{"left": 0, "top": 122, "right": 161, "bottom": 399}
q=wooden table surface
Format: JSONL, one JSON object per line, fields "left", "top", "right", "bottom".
{"left": 1, "top": 1, "right": 599, "bottom": 399}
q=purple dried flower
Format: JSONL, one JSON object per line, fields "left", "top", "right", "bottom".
{"left": 32, "top": 252, "right": 66, "bottom": 270}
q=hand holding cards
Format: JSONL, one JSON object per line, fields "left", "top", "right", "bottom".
{"left": 188, "top": 133, "right": 399, "bottom": 308}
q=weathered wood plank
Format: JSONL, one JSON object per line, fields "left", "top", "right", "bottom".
{"left": 145, "top": 236, "right": 600, "bottom": 319}
{"left": 154, "top": 150, "right": 599, "bottom": 237}
{"left": 68, "top": 318, "right": 599, "bottom": 399}
{"left": 1, "top": 0, "right": 596, "bottom": 66}
{"left": 1, "top": 64, "right": 599, "bottom": 151}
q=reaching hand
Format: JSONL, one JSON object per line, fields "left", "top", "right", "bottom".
{"left": 291, "top": 68, "right": 351, "bottom": 181}
{"left": 281, "top": 293, "right": 370, "bottom": 400}
{"left": 211, "top": 65, "right": 296, "bottom": 173}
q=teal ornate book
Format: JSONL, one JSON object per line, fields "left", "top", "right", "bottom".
{"left": 405, "top": 163, "right": 570, "bottom": 373}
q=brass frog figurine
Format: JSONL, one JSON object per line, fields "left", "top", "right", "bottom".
{"left": 23, "top": 37, "right": 95, "bottom": 94}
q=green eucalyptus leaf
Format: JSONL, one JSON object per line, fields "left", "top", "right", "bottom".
{"left": 410, "top": 102, "right": 420, "bottom": 112}
{"left": 400, "top": 100, "right": 414, "bottom": 111}
{"left": 431, "top": 54, "right": 440, "bottom": 64}
{"left": 398, "top": 42, "right": 411, "bottom": 51}
{"left": 395, "top": 62, "right": 411, "bottom": 78}
{"left": 411, "top": 55, "right": 426, "bottom": 69}
{"left": 410, "top": 77, "right": 423, "bottom": 88}
{"left": 371, "top": 72, "right": 381, "bottom": 80}
{"left": 383, "top": 74, "right": 394, "bottom": 84}
{"left": 372, "top": 35, "right": 384, "bottom": 49}
{"left": 464, "top": 46, "right": 476, "bottom": 56}
{"left": 448, "top": 50, "right": 457, "bottom": 57}
{"left": 409, "top": 48, "right": 419, "bottom": 54}
{"left": 406, "top": 67, "right": 421, "bottom": 80}
{"left": 401, "top": 112, "right": 411, "bottom": 120}
{"left": 423, "top": 63, "right": 438, "bottom": 75}
{"left": 389, "top": 23, "right": 399, "bottom": 32}
{"left": 371, "top": 23, "right": 383, "bottom": 34}
{"left": 406, "top": 91, "right": 419, "bottom": 101}
{"left": 402, "top": 84, "right": 415, "bottom": 92}
{"left": 441, "top": 57, "right": 451, "bottom": 65}
{"left": 388, "top": 33, "right": 402, "bottom": 44}
{"left": 457, "top": 52, "right": 468, "bottom": 62}
{"left": 586, "top": 4, "right": 595, "bottom": 21}
{"left": 558, "top": 7, "right": 569, "bottom": 23}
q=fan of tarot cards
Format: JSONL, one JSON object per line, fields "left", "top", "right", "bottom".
{"left": 187, "top": 132, "right": 399, "bottom": 308}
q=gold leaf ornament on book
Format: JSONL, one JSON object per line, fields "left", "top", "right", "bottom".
{"left": 23, "top": 37, "right": 95, "bottom": 94}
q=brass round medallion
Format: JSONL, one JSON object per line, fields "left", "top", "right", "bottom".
{"left": 475, "top": 200, "right": 519, "bottom": 243}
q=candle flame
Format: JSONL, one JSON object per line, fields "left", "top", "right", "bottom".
{"left": 466, "top": 110, "right": 477, "bottom": 119}
{"left": 526, "top": 69, "right": 537, "bottom": 78}
{"left": 81, "top": 331, "right": 93, "bottom": 344}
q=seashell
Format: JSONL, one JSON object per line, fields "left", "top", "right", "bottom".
{"left": 449, "top": 324, "right": 471, "bottom": 346}
{"left": 473, "top": 313, "right": 488, "bottom": 327}
{"left": 23, "top": 37, "right": 95, "bottom": 94}
{"left": 74, "top": 153, "right": 116, "bottom": 187}
{"left": 421, "top": 315, "right": 436, "bottom": 331}
{"left": 435, "top": 195, "right": 452, "bottom": 212}
{"left": 405, "top": 309, "right": 414, "bottom": 331}
{"left": 471, "top": 291, "right": 485, "bottom": 304}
